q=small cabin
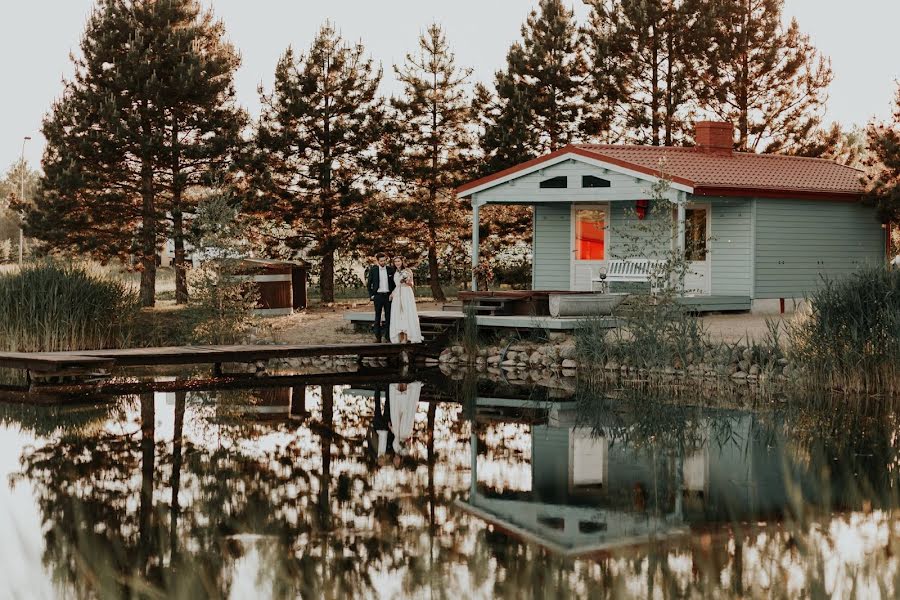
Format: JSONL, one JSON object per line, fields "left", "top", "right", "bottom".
{"left": 457, "top": 122, "right": 887, "bottom": 313}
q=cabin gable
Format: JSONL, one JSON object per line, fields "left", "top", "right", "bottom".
{"left": 474, "top": 157, "right": 683, "bottom": 205}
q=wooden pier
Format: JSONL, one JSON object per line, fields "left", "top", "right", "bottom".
{"left": 0, "top": 341, "right": 433, "bottom": 390}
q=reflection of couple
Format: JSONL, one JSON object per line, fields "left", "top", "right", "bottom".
{"left": 370, "top": 382, "right": 423, "bottom": 465}
{"left": 366, "top": 253, "right": 422, "bottom": 344}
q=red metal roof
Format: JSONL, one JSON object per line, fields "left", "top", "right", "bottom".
{"left": 457, "top": 144, "right": 866, "bottom": 199}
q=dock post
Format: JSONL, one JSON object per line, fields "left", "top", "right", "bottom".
{"left": 254, "top": 360, "right": 268, "bottom": 377}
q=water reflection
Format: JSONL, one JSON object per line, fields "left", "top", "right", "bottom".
{"left": 0, "top": 379, "right": 899, "bottom": 598}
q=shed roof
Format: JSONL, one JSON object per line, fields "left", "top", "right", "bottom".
{"left": 457, "top": 144, "right": 866, "bottom": 199}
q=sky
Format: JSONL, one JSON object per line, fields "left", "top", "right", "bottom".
{"left": 1, "top": 0, "right": 898, "bottom": 171}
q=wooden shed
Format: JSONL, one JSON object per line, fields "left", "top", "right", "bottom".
{"left": 235, "top": 259, "right": 308, "bottom": 316}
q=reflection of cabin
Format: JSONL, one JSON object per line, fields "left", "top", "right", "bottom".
{"left": 459, "top": 399, "right": 791, "bottom": 556}
{"left": 217, "top": 386, "right": 310, "bottom": 422}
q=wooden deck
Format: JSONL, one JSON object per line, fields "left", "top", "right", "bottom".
{"left": 345, "top": 310, "right": 619, "bottom": 332}
{"left": 0, "top": 342, "right": 430, "bottom": 378}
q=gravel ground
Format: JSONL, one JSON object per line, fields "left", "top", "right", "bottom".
{"left": 700, "top": 313, "right": 795, "bottom": 344}
{"left": 264, "top": 300, "right": 445, "bottom": 345}
{"left": 265, "top": 300, "right": 796, "bottom": 346}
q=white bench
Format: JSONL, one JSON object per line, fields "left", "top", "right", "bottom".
{"left": 592, "top": 259, "right": 666, "bottom": 293}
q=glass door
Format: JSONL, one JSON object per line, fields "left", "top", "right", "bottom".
{"left": 683, "top": 205, "right": 710, "bottom": 295}
{"left": 572, "top": 206, "right": 608, "bottom": 291}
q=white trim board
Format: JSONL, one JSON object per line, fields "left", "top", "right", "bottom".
{"left": 462, "top": 152, "right": 694, "bottom": 203}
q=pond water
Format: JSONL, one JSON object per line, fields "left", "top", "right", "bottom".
{"left": 0, "top": 373, "right": 898, "bottom": 598}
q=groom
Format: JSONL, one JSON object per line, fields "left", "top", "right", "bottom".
{"left": 367, "top": 253, "right": 396, "bottom": 343}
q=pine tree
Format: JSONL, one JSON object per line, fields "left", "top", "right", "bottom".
{"left": 786, "top": 122, "right": 867, "bottom": 167}
{"left": 613, "top": 0, "right": 702, "bottom": 145}
{"left": 30, "top": 1, "right": 167, "bottom": 306}
{"left": 156, "top": 1, "right": 245, "bottom": 305}
{"left": 473, "top": 80, "right": 539, "bottom": 175}
{"left": 866, "top": 85, "right": 900, "bottom": 225}
{"left": 252, "top": 23, "right": 384, "bottom": 304}
{"left": 580, "top": 1, "right": 630, "bottom": 142}
{"left": 0, "top": 160, "right": 40, "bottom": 252}
{"left": 697, "top": 0, "right": 833, "bottom": 152}
{"left": 391, "top": 24, "right": 474, "bottom": 302}
{"left": 475, "top": 0, "right": 587, "bottom": 169}
{"left": 27, "top": 0, "right": 244, "bottom": 307}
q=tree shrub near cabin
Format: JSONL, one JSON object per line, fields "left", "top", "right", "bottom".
{"left": 0, "top": 262, "right": 138, "bottom": 352}
{"left": 789, "top": 266, "right": 900, "bottom": 393}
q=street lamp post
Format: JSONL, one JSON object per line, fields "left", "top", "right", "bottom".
{"left": 18, "top": 136, "right": 31, "bottom": 265}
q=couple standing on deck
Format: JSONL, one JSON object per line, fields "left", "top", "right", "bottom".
{"left": 366, "top": 253, "right": 422, "bottom": 344}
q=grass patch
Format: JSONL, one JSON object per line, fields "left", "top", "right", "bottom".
{"left": 0, "top": 262, "right": 139, "bottom": 352}
{"left": 788, "top": 266, "right": 900, "bottom": 393}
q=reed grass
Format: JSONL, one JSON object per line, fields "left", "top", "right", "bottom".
{"left": 788, "top": 265, "right": 900, "bottom": 393}
{"left": 0, "top": 262, "right": 139, "bottom": 352}
{"left": 576, "top": 298, "right": 711, "bottom": 371}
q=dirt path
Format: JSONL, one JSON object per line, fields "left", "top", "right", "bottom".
{"left": 700, "top": 313, "right": 794, "bottom": 344}
{"left": 263, "top": 300, "right": 445, "bottom": 345}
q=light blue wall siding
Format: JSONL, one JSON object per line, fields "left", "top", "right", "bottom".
{"left": 608, "top": 201, "right": 669, "bottom": 259}
{"left": 533, "top": 203, "right": 571, "bottom": 289}
{"left": 753, "top": 199, "right": 885, "bottom": 299}
{"left": 709, "top": 198, "right": 752, "bottom": 296}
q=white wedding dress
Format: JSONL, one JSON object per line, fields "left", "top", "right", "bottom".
{"left": 389, "top": 381, "right": 422, "bottom": 454}
{"left": 389, "top": 269, "right": 423, "bottom": 343}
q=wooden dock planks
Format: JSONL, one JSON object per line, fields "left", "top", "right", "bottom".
{"left": 0, "top": 342, "right": 426, "bottom": 374}
{"left": 0, "top": 352, "right": 116, "bottom": 373}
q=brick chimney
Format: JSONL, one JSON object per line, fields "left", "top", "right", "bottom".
{"left": 694, "top": 121, "right": 734, "bottom": 156}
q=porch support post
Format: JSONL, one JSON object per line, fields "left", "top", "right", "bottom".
{"left": 676, "top": 195, "right": 686, "bottom": 293}
{"left": 471, "top": 199, "right": 480, "bottom": 291}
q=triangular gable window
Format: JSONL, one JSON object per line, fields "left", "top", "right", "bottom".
{"left": 539, "top": 176, "right": 567, "bottom": 189}
{"left": 582, "top": 175, "right": 611, "bottom": 188}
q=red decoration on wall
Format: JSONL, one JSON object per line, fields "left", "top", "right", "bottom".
{"left": 636, "top": 199, "right": 650, "bottom": 220}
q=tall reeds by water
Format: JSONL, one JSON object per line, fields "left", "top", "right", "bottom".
{"left": 576, "top": 266, "right": 900, "bottom": 395}
{"left": 0, "top": 262, "right": 139, "bottom": 352}
{"left": 788, "top": 266, "right": 900, "bottom": 394}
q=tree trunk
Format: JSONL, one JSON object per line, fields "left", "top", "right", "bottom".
{"left": 427, "top": 223, "right": 445, "bottom": 302}
{"left": 320, "top": 249, "right": 335, "bottom": 304}
{"left": 738, "top": 0, "right": 751, "bottom": 150}
{"left": 169, "top": 391, "right": 185, "bottom": 563}
{"left": 138, "top": 393, "right": 155, "bottom": 575}
{"left": 172, "top": 208, "right": 188, "bottom": 304}
{"left": 171, "top": 119, "right": 188, "bottom": 305}
{"left": 140, "top": 163, "right": 157, "bottom": 308}
{"left": 318, "top": 385, "right": 334, "bottom": 530}
{"left": 664, "top": 14, "right": 675, "bottom": 146}
{"left": 651, "top": 22, "right": 660, "bottom": 146}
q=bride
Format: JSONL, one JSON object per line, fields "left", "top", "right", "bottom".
{"left": 389, "top": 256, "right": 423, "bottom": 344}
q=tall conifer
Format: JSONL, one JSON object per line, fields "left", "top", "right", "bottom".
{"left": 28, "top": 0, "right": 243, "bottom": 306}
{"left": 30, "top": 1, "right": 167, "bottom": 305}
{"left": 476, "top": 0, "right": 586, "bottom": 170}
{"left": 614, "top": 0, "right": 701, "bottom": 145}
{"left": 156, "top": 1, "right": 245, "bottom": 304}
{"left": 866, "top": 85, "right": 900, "bottom": 224}
{"left": 580, "top": 1, "right": 630, "bottom": 142}
{"left": 391, "top": 24, "right": 473, "bottom": 302}
{"left": 697, "top": 0, "right": 833, "bottom": 152}
{"left": 252, "top": 24, "right": 384, "bottom": 303}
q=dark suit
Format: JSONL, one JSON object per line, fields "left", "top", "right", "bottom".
{"left": 367, "top": 386, "right": 394, "bottom": 460}
{"left": 366, "top": 264, "right": 396, "bottom": 341}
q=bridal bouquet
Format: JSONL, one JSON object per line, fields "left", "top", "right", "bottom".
{"left": 473, "top": 260, "right": 494, "bottom": 291}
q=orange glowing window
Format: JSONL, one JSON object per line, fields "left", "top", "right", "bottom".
{"left": 575, "top": 208, "right": 606, "bottom": 260}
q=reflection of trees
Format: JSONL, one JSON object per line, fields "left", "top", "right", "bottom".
{"left": 11, "top": 380, "right": 900, "bottom": 598}
{"left": 10, "top": 387, "right": 495, "bottom": 597}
